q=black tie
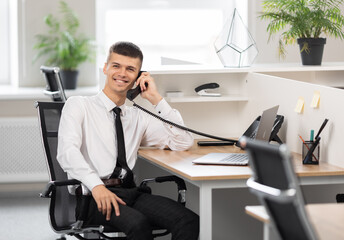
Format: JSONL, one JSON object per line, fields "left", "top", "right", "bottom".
{"left": 113, "top": 107, "right": 127, "bottom": 167}
{"left": 111, "top": 107, "right": 134, "bottom": 187}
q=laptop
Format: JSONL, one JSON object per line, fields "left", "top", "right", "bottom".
{"left": 192, "top": 105, "right": 279, "bottom": 166}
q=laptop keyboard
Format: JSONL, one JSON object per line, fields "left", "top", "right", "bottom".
{"left": 220, "top": 154, "right": 249, "bottom": 165}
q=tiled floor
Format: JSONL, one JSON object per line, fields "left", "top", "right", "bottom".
{"left": 0, "top": 195, "right": 71, "bottom": 240}
{"left": 0, "top": 191, "right": 170, "bottom": 240}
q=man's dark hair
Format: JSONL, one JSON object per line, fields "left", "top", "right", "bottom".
{"left": 107, "top": 41, "right": 143, "bottom": 64}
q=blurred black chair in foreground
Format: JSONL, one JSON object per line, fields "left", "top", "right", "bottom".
{"left": 241, "top": 137, "right": 318, "bottom": 240}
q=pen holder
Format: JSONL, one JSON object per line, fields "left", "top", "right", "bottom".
{"left": 302, "top": 140, "right": 320, "bottom": 165}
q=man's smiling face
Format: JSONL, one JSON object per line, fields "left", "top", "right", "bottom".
{"left": 103, "top": 53, "right": 141, "bottom": 97}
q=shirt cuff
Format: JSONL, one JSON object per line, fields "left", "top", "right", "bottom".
{"left": 81, "top": 173, "right": 104, "bottom": 193}
{"left": 154, "top": 98, "right": 172, "bottom": 118}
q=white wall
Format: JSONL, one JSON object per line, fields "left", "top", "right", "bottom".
{"left": 16, "top": 0, "right": 96, "bottom": 87}
{"left": 248, "top": 1, "right": 344, "bottom": 64}
{"left": 239, "top": 73, "right": 344, "bottom": 168}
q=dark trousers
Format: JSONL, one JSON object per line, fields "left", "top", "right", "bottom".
{"left": 84, "top": 187, "right": 199, "bottom": 240}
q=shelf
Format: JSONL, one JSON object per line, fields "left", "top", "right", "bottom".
{"left": 0, "top": 86, "right": 99, "bottom": 100}
{"left": 165, "top": 95, "right": 248, "bottom": 103}
{"left": 146, "top": 62, "right": 344, "bottom": 75}
{"left": 147, "top": 65, "right": 250, "bottom": 75}
{"left": 252, "top": 62, "right": 344, "bottom": 73}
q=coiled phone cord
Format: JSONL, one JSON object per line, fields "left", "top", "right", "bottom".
{"left": 132, "top": 101, "right": 237, "bottom": 144}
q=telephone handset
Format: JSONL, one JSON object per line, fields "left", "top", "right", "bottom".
{"left": 270, "top": 115, "right": 284, "bottom": 143}
{"left": 125, "top": 71, "right": 237, "bottom": 144}
{"left": 126, "top": 71, "right": 146, "bottom": 101}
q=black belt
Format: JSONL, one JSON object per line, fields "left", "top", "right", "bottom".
{"left": 76, "top": 178, "right": 123, "bottom": 195}
{"left": 102, "top": 178, "right": 122, "bottom": 187}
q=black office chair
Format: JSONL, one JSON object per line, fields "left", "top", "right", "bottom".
{"left": 240, "top": 137, "right": 318, "bottom": 240}
{"left": 40, "top": 66, "right": 67, "bottom": 102}
{"left": 36, "top": 101, "right": 187, "bottom": 240}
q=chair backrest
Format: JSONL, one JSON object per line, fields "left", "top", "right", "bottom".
{"left": 36, "top": 101, "right": 76, "bottom": 231}
{"left": 40, "top": 66, "right": 67, "bottom": 102}
{"left": 241, "top": 137, "right": 318, "bottom": 240}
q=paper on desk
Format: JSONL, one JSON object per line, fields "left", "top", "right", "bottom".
{"left": 295, "top": 97, "right": 304, "bottom": 113}
{"left": 310, "top": 91, "right": 320, "bottom": 108}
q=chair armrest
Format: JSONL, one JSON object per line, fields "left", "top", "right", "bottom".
{"left": 40, "top": 179, "right": 81, "bottom": 198}
{"left": 140, "top": 175, "right": 187, "bottom": 206}
{"left": 246, "top": 178, "right": 296, "bottom": 203}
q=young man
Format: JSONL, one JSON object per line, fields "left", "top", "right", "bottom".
{"left": 57, "top": 41, "right": 199, "bottom": 240}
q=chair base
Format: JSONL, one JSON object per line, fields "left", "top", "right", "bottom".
{"left": 73, "top": 232, "right": 126, "bottom": 240}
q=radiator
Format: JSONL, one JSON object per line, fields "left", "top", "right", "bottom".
{"left": 0, "top": 117, "right": 48, "bottom": 183}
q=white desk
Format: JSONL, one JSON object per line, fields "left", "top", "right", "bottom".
{"left": 138, "top": 141, "right": 344, "bottom": 240}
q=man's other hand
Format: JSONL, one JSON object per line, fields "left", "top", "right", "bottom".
{"left": 92, "top": 185, "right": 126, "bottom": 220}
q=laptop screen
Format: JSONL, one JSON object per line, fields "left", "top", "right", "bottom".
{"left": 237, "top": 105, "right": 279, "bottom": 146}
{"left": 255, "top": 105, "right": 279, "bottom": 141}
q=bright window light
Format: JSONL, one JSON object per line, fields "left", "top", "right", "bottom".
{"left": 105, "top": 10, "right": 222, "bottom": 46}
{"left": 97, "top": 0, "right": 248, "bottom": 68}
{"left": 103, "top": 9, "right": 223, "bottom": 67}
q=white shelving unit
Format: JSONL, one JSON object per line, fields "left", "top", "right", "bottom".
{"left": 165, "top": 95, "right": 248, "bottom": 103}
{"left": 147, "top": 65, "right": 250, "bottom": 104}
{"left": 97, "top": 62, "right": 344, "bottom": 106}
{"left": 252, "top": 62, "right": 344, "bottom": 87}
{"left": 145, "top": 63, "right": 344, "bottom": 104}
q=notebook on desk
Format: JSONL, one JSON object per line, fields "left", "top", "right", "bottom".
{"left": 192, "top": 105, "right": 279, "bottom": 166}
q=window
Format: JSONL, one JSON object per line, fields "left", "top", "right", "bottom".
{"left": 96, "top": 0, "right": 248, "bottom": 69}
{"left": 0, "top": 0, "right": 10, "bottom": 84}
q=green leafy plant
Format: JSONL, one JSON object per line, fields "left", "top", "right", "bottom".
{"left": 259, "top": 0, "right": 344, "bottom": 58}
{"left": 33, "top": 1, "right": 95, "bottom": 70}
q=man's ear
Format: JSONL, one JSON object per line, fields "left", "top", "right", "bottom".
{"left": 103, "top": 63, "right": 108, "bottom": 74}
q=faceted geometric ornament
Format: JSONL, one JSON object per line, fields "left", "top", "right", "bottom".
{"left": 214, "top": 8, "right": 258, "bottom": 68}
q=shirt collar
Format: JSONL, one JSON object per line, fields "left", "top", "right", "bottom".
{"left": 97, "top": 91, "right": 126, "bottom": 115}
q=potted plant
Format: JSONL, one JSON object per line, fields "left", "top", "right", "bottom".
{"left": 259, "top": 0, "right": 344, "bottom": 65}
{"left": 33, "top": 1, "right": 95, "bottom": 89}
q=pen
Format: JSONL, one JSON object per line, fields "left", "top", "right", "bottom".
{"left": 298, "top": 135, "right": 318, "bottom": 162}
{"left": 315, "top": 119, "right": 329, "bottom": 140}
{"left": 310, "top": 130, "right": 314, "bottom": 142}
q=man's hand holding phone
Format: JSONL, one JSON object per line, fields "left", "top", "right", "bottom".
{"left": 136, "top": 71, "right": 162, "bottom": 105}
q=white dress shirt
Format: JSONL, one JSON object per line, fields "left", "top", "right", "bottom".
{"left": 57, "top": 91, "right": 194, "bottom": 193}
